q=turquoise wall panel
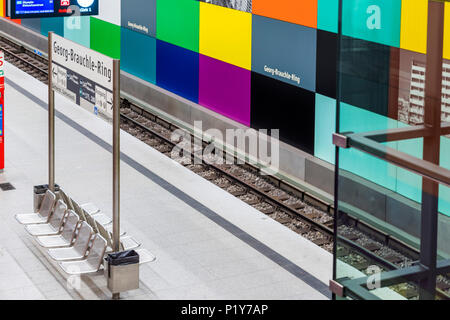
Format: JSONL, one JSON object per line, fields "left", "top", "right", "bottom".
{"left": 314, "top": 93, "right": 336, "bottom": 164}
{"left": 340, "top": 102, "right": 399, "bottom": 191}
{"left": 64, "top": 16, "right": 90, "bottom": 48}
{"left": 342, "top": 0, "right": 401, "bottom": 47}
{"left": 396, "top": 137, "right": 423, "bottom": 204}
{"left": 439, "top": 137, "right": 450, "bottom": 216}
{"left": 318, "top": 0, "right": 339, "bottom": 33}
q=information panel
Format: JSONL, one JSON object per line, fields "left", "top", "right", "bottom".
{"left": 51, "top": 33, "right": 114, "bottom": 118}
{"left": 8, "top": 0, "right": 98, "bottom": 19}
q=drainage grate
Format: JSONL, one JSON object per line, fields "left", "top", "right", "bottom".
{"left": 0, "top": 183, "right": 15, "bottom": 191}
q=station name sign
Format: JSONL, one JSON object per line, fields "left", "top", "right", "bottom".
{"left": 51, "top": 33, "right": 114, "bottom": 117}
{"left": 8, "top": 0, "right": 98, "bottom": 19}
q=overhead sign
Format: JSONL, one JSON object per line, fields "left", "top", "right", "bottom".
{"left": 50, "top": 33, "right": 114, "bottom": 117}
{"left": 8, "top": 0, "right": 98, "bottom": 19}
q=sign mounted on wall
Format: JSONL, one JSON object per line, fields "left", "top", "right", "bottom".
{"left": 7, "top": 0, "right": 98, "bottom": 19}
{"left": 50, "top": 32, "right": 114, "bottom": 118}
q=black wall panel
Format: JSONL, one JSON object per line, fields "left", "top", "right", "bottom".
{"left": 251, "top": 72, "right": 315, "bottom": 155}
{"left": 340, "top": 36, "right": 391, "bottom": 116}
{"left": 316, "top": 29, "right": 337, "bottom": 99}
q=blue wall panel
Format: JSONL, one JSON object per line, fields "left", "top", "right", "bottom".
{"left": 121, "top": 0, "right": 157, "bottom": 38}
{"left": 156, "top": 40, "right": 199, "bottom": 103}
{"left": 121, "top": 28, "right": 156, "bottom": 84}
{"left": 252, "top": 14, "right": 317, "bottom": 92}
{"left": 40, "top": 17, "right": 64, "bottom": 37}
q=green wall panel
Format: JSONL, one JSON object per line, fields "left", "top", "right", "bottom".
{"left": 90, "top": 18, "right": 121, "bottom": 59}
{"left": 156, "top": 0, "right": 199, "bottom": 52}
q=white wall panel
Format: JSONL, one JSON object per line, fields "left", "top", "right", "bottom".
{"left": 97, "top": 0, "right": 121, "bottom": 25}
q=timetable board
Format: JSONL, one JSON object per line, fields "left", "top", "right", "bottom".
{"left": 8, "top": 0, "right": 98, "bottom": 19}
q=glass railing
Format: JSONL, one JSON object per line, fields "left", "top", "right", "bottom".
{"left": 333, "top": 0, "right": 450, "bottom": 300}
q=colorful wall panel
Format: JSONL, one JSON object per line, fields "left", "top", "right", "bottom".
{"left": 12, "top": 0, "right": 450, "bottom": 216}
{"left": 156, "top": 40, "right": 199, "bottom": 103}
{"left": 251, "top": 72, "right": 316, "bottom": 154}
{"left": 64, "top": 16, "right": 90, "bottom": 48}
{"left": 253, "top": 0, "right": 317, "bottom": 29}
{"left": 121, "top": 28, "right": 156, "bottom": 84}
{"left": 316, "top": 30, "right": 337, "bottom": 99}
{"left": 444, "top": 1, "right": 450, "bottom": 60}
{"left": 157, "top": 0, "right": 199, "bottom": 52}
{"left": 90, "top": 17, "right": 120, "bottom": 59}
{"left": 317, "top": 0, "right": 338, "bottom": 33}
{"left": 342, "top": 0, "right": 401, "bottom": 47}
{"left": 41, "top": 17, "right": 64, "bottom": 37}
{"left": 199, "top": 55, "right": 251, "bottom": 126}
{"left": 340, "top": 37, "right": 391, "bottom": 117}
{"left": 97, "top": 0, "right": 121, "bottom": 26}
{"left": 121, "top": 0, "right": 156, "bottom": 38}
{"left": 314, "top": 93, "right": 336, "bottom": 164}
{"left": 252, "top": 15, "right": 316, "bottom": 92}
{"left": 400, "top": 0, "right": 428, "bottom": 54}
{"left": 199, "top": 3, "right": 251, "bottom": 70}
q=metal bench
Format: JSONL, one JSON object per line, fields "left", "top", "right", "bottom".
{"left": 59, "top": 234, "right": 107, "bottom": 275}
{"left": 48, "top": 221, "right": 93, "bottom": 261}
{"left": 78, "top": 202, "right": 112, "bottom": 226}
{"left": 15, "top": 190, "right": 56, "bottom": 225}
{"left": 95, "top": 218, "right": 141, "bottom": 252}
{"left": 135, "top": 248, "right": 157, "bottom": 264}
{"left": 36, "top": 210, "right": 80, "bottom": 248}
{"left": 24, "top": 199, "right": 67, "bottom": 236}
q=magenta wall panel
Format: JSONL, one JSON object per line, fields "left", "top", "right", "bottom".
{"left": 199, "top": 54, "right": 251, "bottom": 126}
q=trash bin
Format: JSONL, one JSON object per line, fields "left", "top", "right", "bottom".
{"left": 33, "top": 184, "right": 60, "bottom": 212}
{"left": 105, "top": 250, "right": 140, "bottom": 294}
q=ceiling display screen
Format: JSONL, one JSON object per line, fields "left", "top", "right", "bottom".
{"left": 9, "top": 0, "right": 98, "bottom": 19}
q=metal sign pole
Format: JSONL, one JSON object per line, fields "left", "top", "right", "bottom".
{"left": 48, "top": 32, "right": 55, "bottom": 192}
{"left": 112, "top": 59, "right": 120, "bottom": 300}
{"left": 0, "top": 50, "right": 4, "bottom": 173}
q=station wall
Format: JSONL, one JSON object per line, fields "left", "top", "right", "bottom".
{"left": 1, "top": 0, "right": 450, "bottom": 216}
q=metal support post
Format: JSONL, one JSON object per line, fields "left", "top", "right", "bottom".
{"left": 48, "top": 32, "right": 55, "bottom": 192}
{"left": 112, "top": 59, "right": 120, "bottom": 300}
{"left": 419, "top": 0, "right": 444, "bottom": 300}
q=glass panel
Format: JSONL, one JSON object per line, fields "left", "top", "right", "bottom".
{"left": 334, "top": 0, "right": 450, "bottom": 300}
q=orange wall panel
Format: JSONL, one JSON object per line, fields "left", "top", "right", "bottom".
{"left": 253, "top": 0, "right": 317, "bottom": 28}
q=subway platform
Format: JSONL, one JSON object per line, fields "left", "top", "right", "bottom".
{"left": 0, "top": 61, "right": 331, "bottom": 300}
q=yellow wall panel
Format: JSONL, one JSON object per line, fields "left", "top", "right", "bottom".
{"left": 400, "top": 0, "right": 428, "bottom": 54}
{"left": 0, "top": 0, "right": 4, "bottom": 17}
{"left": 199, "top": 3, "right": 252, "bottom": 70}
{"left": 444, "top": 2, "right": 450, "bottom": 60}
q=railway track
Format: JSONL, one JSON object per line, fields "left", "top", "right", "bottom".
{"left": 1, "top": 35, "right": 448, "bottom": 300}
